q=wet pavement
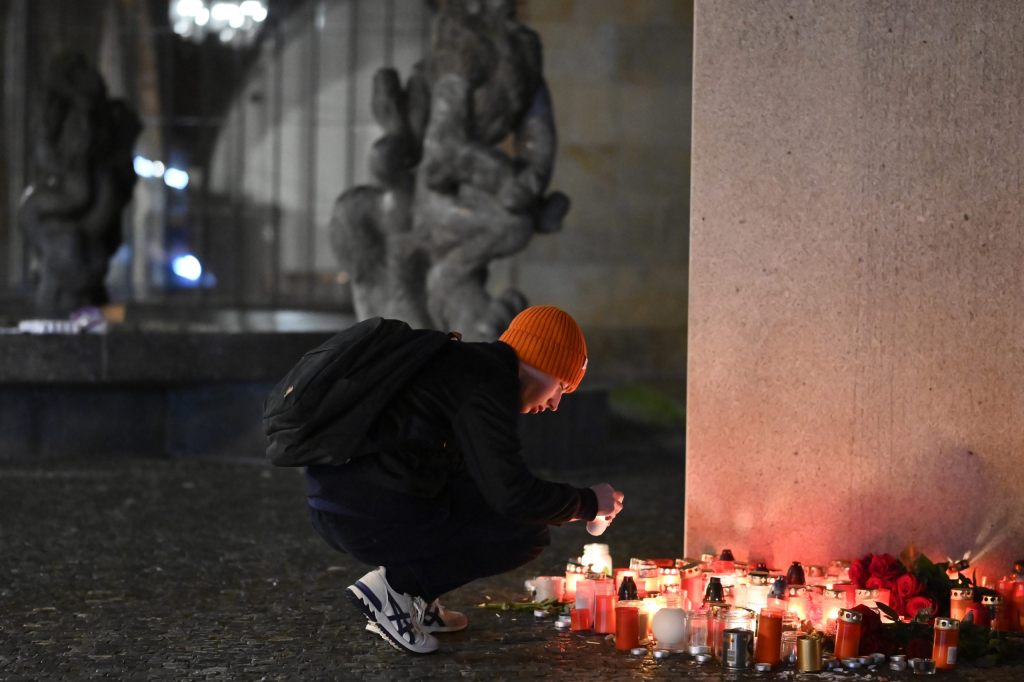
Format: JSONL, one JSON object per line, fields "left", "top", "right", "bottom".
{"left": 1, "top": 424, "right": 1022, "bottom": 680}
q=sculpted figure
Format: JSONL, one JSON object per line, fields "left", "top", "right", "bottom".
{"left": 18, "top": 52, "right": 142, "bottom": 315}
{"left": 330, "top": 0, "right": 569, "bottom": 340}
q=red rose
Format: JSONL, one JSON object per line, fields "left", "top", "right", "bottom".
{"left": 888, "top": 590, "right": 906, "bottom": 616}
{"left": 865, "top": 576, "right": 897, "bottom": 591}
{"left": 895, "top": 573, "right": 923, "bottom": 599}
{"left": 849, "top": 554, "right": 873, "bottom": 588}
{"left": 869, "top": 554, "right": 904, "bottom": 582}
{"left": 905, "top": 637, "right": 932, "bottom": 659}
{"left": 905, "top": 595, "right": 937, "bottom": 621}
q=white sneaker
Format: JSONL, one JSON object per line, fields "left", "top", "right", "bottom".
{"left": 346, "top": 568, "right": 439, "bottom": 654}
{"left": 414, "top": 596, "right": 469, "bottom": 633}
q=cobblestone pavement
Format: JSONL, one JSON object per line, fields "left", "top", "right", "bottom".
{"left": 1, "top": 426, "right": 1021, "bottom": 681}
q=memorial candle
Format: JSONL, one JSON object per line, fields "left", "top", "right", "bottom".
{"left": 679, "top": 562, "right": 704, "bottom": 610}
{"left": 950, "top": 588, "right": 973, "bottom": 622}
{"left": 833, "top": 608, "right": 863, "bottom": 659}
{"left": 786, "top": 585, "right": 809, "bottom": 621}
{"left": 594, "top": 593, "right": 617, "bottom": 634}
{"left": 932, "top": 617, "right": 960, "bottom": 670}
{"left": 754, "top": 608, "right": 783, "bottom": 667}
{"left": 659, "top": 567, "right": 681, "bottom": 594}
{"left": 564, "top": 563, "right": 585, "bottom": 601}
{"left": 615, "top": 605, "right": 640, "bottom": 651}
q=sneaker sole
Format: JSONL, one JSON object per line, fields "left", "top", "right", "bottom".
{"left": 345, "top": 585, "right": 437, "bottom": 655}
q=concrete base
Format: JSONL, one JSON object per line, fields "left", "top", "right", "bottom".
{"left": 0, "top": 331, "right": 607, "bottom": 466}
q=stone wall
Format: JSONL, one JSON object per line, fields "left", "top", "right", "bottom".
{"left": 506, "top": 0, "right": 692, "bottom": 383}
{"left": 687, "top": 0, "right": 1024, "bottom": 579}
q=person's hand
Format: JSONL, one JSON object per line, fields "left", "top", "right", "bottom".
{"left": 589, "top": 483, "right": 624, "bottom": 520}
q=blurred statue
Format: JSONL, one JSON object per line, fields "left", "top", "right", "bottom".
{"left": 330, "top": 0, "right": 569, "bottom": 340}
{"left": 18, "top": 52, "right": 142, "bottom": 316}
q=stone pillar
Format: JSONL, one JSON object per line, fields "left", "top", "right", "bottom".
{"left": 687, "top": 0, "right": 1024, "bottom": 579}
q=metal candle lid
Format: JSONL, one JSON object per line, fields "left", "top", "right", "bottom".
{"left": 704, "top": 576, "right": 725, "bottom": 603}
{"left": 981, "top": 595, "right": 1003, "bottom": 606}
{"left": 950, "top": 587, "right": 973, "bottom": 599}
{"left": 754, "top": 662, "right": 771, "bottom": 672}
{"left": 786, "top": 561, "right": 806, "bottom": 585}
{"left": 911, "top": 657, "right": 936, "bottom": 674}
{"left": 630, "top": 646, "right": 647, "bottom": 656}
{"left": 934, "top": 617, "right": 960, "bottom": 630}
{"left": 693, "top": 653, "right": 712, "bottom": 664}
{"left": 838, "top": 608, "right": 864, "bottom": 624}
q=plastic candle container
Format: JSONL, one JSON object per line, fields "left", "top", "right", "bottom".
{"left": 575, "top": 579, "right": 596, "bottom": 622}
{"left": 950, "top": 588, "right": 973, "bottom": 621}
{"left": 570, "top": 607, "right": 591, "bottom": 631}
{"left": 615, "top": 605, "right": 640, "bottom": 651}
{"left": 754, "top": 607, "right": 783, "bottom": 666}
{"left": 679, "top": 562, "right": 704, "bottom": 610}
{"left": 594, "top": 587, "right": 617, "bottom": 634}
{"left": 833, "top": 608, "right": 863, "bottom": 660}
{"left": 932, "top": 617, "right": 960, "bottom": 670}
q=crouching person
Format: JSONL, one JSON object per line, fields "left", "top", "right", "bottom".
{"left": 304, "top": 306, "right": 624, "bottom": 653}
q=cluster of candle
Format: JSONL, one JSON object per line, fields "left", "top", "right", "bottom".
{"left": 547, "top": 547, "right": 1024, "bottom": 671}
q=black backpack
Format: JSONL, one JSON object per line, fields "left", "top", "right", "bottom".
{"left": 263, "top": 317, "right": 454, "bottom": 467}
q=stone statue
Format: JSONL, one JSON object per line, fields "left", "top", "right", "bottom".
{"left": 18, "top": 52, "right": 142, "bottom": 316}
{"left": 330, "top": 0, "right": 569, "bottom": 340}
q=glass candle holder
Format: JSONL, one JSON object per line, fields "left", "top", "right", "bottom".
{"left": 805, "top": 565, "right": 828, "bottom": 586}
{"left": 932, "top": 617, "right": 959, "bottom": 670}
{"left": 630, "top": 558, "right": 660, "bottom": 595}
{"left": 855, "top": 588, "right": 878, "bottom": 608}
{"left": 659, "top": 567, "right": 681, "bottom": 594}
{"left": 688, "top": 610, "right": 710, "bottom": 650}
{"left": 746, "top": 574, "right": 771, "bottom": 612}
{"left": 580, "top": 543, "right": 613, "bottom": 577}
{"left": 819, "top": 588, "right": 846, "bottom": 633}
{"left": 786, "top": 585, "right": 810, "bottom": 621}
{"left": 712, "top": 606, "right": 755, "bottom": 662}
{"left": 780, "top": 629, "right": 800, "bottom": 664}
{"left": 564, "top": 563, "right": 586, "bottom": 602}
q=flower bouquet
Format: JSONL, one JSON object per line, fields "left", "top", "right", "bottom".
{"left": 845, "top": 549, "right": 1024, "bottom": 665}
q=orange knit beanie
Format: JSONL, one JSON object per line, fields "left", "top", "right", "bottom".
{"left": 499, "top": 306, "right": 588, "bottom": 393}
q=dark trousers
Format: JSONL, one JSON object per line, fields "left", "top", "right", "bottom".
{"left": 309, "top": 469, "right": 550, "bottom": 602}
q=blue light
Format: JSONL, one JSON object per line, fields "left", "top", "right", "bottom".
{"left": 172, "top": 254, "right": 203, "bottom": 282}
{"left": 164, "top": 167, "right": 190, "bottom": 190}
{"left": 133, "top": 156, "right": 156, "bottom": 177}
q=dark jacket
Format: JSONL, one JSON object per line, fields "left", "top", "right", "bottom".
{"left": 306, "top": 339, "right": 598, "bottom": 525}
